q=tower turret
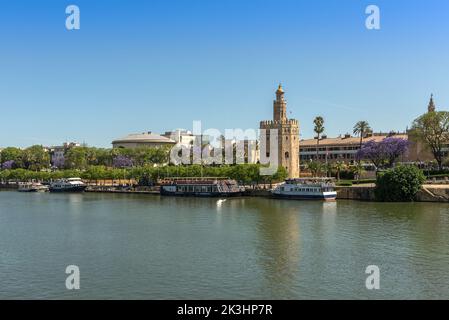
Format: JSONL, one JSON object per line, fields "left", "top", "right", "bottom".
{"left": 428, "top": 94, "right": 436, "bottom": 112}
{"left": 273, "top": 84, "right": 287, "bottom": 121}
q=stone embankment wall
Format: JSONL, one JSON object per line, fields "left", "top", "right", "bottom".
{"left": 336, "top": 185, "right": 449, "bottom": 202}
{"left": 0, "top": 183, "right": 18, "bottom": 190}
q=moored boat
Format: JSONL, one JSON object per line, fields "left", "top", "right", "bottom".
{"left": 49, "top": 178, "right": 87, "bottom": 192}
{"left": 160, "top": 177, "right": 244, "bottom": 197}
{"left": 18, "top": 182, "right": 49, "bottom": 192}
{"left": 271, "top": 178, "right": 337, "bottom": 200}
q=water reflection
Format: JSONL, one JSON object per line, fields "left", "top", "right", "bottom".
{"left": 2, "top": 192, "right": 449, "bottom": 299}
{"left": 248, "top": 199, "right": 301, "bottom": 297}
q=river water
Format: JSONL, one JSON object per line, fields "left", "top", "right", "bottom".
{"left": 0, "top": 191, "right": 448, "bottom": 299}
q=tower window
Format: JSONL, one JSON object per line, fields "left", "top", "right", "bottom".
{"left": 285, "top": 152, "right": 289, "bottom": 159}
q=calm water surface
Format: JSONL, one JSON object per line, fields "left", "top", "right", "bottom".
{"left": 0, "top": 191, "right": 448, "bottom": 299}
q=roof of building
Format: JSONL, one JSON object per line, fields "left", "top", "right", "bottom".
{"left": 112, "top": 132, "right": 176, "bottom": 144}
{"left": 299, "top": 134, "right": 408, "bottom": 147}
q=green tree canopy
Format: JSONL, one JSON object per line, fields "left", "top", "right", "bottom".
{"left": 21, "top": 145, "right": 50, "bottom": 171}
{"left": 411, "top": 111, "right": 449, "bottom": 170}
{"left": 375, "top": 165, "right": 425, "bottom": 202}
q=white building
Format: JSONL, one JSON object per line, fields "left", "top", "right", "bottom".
{"left": 162, "top": 129, "right": 195, "bottom": 148}
{"left": 112, "top": 132, "right": 176, "bottom": 149}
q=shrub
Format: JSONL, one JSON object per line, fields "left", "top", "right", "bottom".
{"left": 339, "top": 170, "right": 355, "bottom": 180}
{"left": 375, "top": 165, "right": 425, "bottom": 202}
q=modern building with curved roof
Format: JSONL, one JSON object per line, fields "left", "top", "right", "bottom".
{"left": 112, "top": 132, "right": 176, "bottom": 149}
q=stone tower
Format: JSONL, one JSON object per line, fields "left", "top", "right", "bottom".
{"left": 428, "top": 94, "right": 436, "bottom": 112}
{"left": 260, "top": 84, "right": 300, "bottom": 178}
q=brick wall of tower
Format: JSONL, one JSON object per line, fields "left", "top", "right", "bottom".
{"left": 259, "top": 119, "right": 300, "bottom": 179}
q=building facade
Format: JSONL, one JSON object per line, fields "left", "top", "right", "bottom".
{"left": 162, "top": 129, "right": 195, "bottom": 148}
{"left": 49, "top": 142, "right": 80, "bottom": 168}
{"left": 299, "top": 133, "right": 408, "bottom": 164}
{"left": 260, "top": 85, "right": 300, "bottom": 178}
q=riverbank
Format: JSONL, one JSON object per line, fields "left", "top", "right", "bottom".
{"left": 2, "top": 183, "right": 449, "bottom": 202}
{"left": 336, "top": 184, "right": 449, "bottom": 202}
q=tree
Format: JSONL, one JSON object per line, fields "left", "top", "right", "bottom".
{"left": 306, "top": 160, "right": 322, "bottom": 177}
{"left": 272, "top": 166, "right": 288, "bottom": 182}
{"left": 322, "top": 162, "right": 333, "bottom": 178}
{"left": 382, "top": 137, "right": 409, "bottom": 167}
{"left": 333, "top": 161, "right": 346, "bottom": 181}
{"left": 0, "top": 147, "right": 23, "bottom": 168}
{"left": 350, "top": 162, "right": 364, "bottom": 182}
{"left": 375, "top": 165, "right": 425, "bottom": 202}
{"left": 113, "top": 155, "right": 133, "bottom": 168}
{"left": 355, "top": 140, "right": 383, "bottom": 168}
{"left": 356, "top": 137, "right": 409, "bottom": 169}
{"left": 353, "top": 121, "right": 371, "bottom": 154}
{"left": 411, "top": 111, "right": 449, "bottom": 170}
{"left": 65, "top": 147, "right": 88, "bottom": 169}
{"left": 313, "top": 116, "right": 325, "bottom": 161}
{"left": 1, "top": 160, "right": 15, "bottom": 170}
{"left": 21, "top": 145, "right": 50, "bottom": 171}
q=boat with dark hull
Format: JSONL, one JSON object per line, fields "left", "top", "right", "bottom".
{"left": 160, "top": 177, "right": 244, "bottom": 197}
{"left": 271, "top": 178, "right": 337, "bottom": 200}
{"left": 49, "top": 178, "right": 87, "bottom": 192}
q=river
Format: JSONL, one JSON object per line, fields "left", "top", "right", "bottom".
{"left": 0, "top": 191, "right": 448, "bottom": 299}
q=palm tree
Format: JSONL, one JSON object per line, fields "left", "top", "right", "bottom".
{"left": 353, "top": 121, "right": 371, "bottom": 150}
{"left": 306, "top": 160, "right": 322, "bottom": 177}
{"left": 313, "top": 116, "right": 325, "bottom": 161}
{"left": 333, "top": 161, "right": 346, "bottom": 181}
{"left": 350, "top": 162, "right": 364, "bottom": 183}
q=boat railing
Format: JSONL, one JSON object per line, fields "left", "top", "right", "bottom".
{"left": 160, "top": 177, "right": 234, "bottom": 185}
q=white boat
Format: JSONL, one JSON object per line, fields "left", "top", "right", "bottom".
{"left": 17, "top": 182, "right": 49, "bottom": 192}
{"left": 271, "top": 178, "right": 337, "bottom": 201}
{"left": 49, "top": 178, "right": 87, "bottom": 192}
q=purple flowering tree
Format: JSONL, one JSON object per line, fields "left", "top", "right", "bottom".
{"left": 381, "top": 137, "right": 409, "bottom": 167}
{"left": 356, "top": 137, "right": 409, "bottom": 169}
{"left": 356, "top": 140, "right": 384, "bottom": 168}
{"left": 1, "top": 160, "right": 15, "bottom": 170}
{"left": 113, "top": 155, "right": 133, "bottom": 168}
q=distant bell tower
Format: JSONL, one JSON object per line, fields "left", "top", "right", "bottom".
{"left": 428, "top": 94, "right": 436, "bottom": 112}
{"left": 273, "top": 84, "right": 287, "bottom": 121}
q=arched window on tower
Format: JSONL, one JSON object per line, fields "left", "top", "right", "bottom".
{"left": 285, "top": 151, "right": 289, "bottom": 159}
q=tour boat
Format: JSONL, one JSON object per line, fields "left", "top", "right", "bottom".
{"left": 17, "top": 182, "right": 49, "bottom": 192}
{"left": 271, "top": 178, "right": 337, "bottom": 200}
{"left": 160, "top": 177, "right": 244, "bottom": 197}
{"left": 49, "top": 178, "right": 87, "bottom": 192}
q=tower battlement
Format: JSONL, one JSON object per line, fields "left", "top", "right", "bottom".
{"left": 260, "top": 119, "right": 299, "bottom": 127}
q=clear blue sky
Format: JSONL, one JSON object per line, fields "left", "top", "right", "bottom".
{"left": 0, "top": 0, "right": 448, "bottom": 148}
